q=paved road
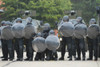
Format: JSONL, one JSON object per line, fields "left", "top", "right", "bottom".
{"left": 0, "top": 49, "right": 100, "bottom": 67}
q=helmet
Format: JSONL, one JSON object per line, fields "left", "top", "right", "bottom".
{"left": 1, "top": 21, "right": 6, "bottom": 26}
{"left": 6, "top": 21, "right": 12, "bottom": 26}
{"left": 76, "top": 17, "right": 82, "bottom": 23}
{"left": 89, "top": 18, "right": 96, "bottom": 24}
{"left": 16, "top": 18, "right": 22, "bottom": 23}
{"left": 44, "top": 23, "right": 50, "bottom": 27}
{"left": 49, "top": 30, "right": 55, "bottom": 35}
{"left": 43, "top": 23, "right": 50, "bottom": 30}
{"left": 63, "top": 16, "right": 69, "bottom": 22}
{"left": 26, "top": 17, "right": 32, "bottom": 23}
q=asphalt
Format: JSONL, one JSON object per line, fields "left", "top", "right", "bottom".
{"left": 0, "top": 49, "right": 100, "bottom": 67}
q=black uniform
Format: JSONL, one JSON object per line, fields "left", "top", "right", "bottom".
{"left": 87, "top": 37, "right": 99, "bottom": 60}
{"left": 75, "top": 38, "right": 85, "bottom": 60}
{"left": 2, "top": 39, "right": 14, "bottom": 61}
{"left": 59, "top": 36, "right": 76, "bottom": 60}
{"left": 15, "top": 38, "right": 24, "bottom": 61}
{"left": 25, "top": 38, "right": 33, "bottom": 61}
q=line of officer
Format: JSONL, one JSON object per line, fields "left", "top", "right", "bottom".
{"left": 59, "top": 16, "right": 76, "bottom": 61}
{"left": 87, "top": 18, "right": 100, "bottom": 61}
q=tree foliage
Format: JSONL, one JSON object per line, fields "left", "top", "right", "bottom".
{"left": 0, "top": 0, "right": 72, "bottom": 25}
{"left": 71, "top": 0, "right": 99, "bottom": 24}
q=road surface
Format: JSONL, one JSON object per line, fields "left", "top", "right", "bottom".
{"left": 0, "top": 48, "right": 100, "bottom": 67}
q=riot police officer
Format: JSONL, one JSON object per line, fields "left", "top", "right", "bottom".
{"left": 34, "top": 32, "right": 45, "bottom": 61}
{"left": 0, "top": 21, "right": 6, "bottom": 59}
{"left": 75, "top": 17, "right": 86, "bottom": 61}
{"left": 1, "top": 21, "right": 14, "bottom": 61}
{"left": 24, "top": 17, "right": 34, "bottom": 61}
{"left": 59, "top": 16, "right": 76, "bottom": 60}
{"left": 13, "top": 18, "right": 24, "bottom": 61}
{"left": 87, "top": 18, "right": 100, "bottom": 61}
{"left": 42, "top": 23, "right": 52, "bottom": 60}
{"left": 48, "top": 30, "right": 58, "bottom": 60}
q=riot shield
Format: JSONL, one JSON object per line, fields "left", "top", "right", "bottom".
{"left": 74, "top": 24, "right": 87, "bottom": 39}
{"left": 12, "top": 23, "right": 25, "bottom": 38}
{"left": 1, "top": 26, "right": 14, "bottom": 40}
{"left": 58, "top": 22, "right": 74, "bottom": 37}
{"left": 24, "top": 24, "right": 36, "bottom": 39}
{"left": 87, "top": 24, "right": 100, "bottom": 39}
{"left": 32, "top": 37, "right": 46, "bottom": 52}
{"left": 45, "top": 35, "right": 60, "bottom": 51}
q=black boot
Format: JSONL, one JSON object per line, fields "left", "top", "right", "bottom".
{"left": 24, "top": 58, "right": 29, "bottom": 61}
{"left": 87, "top": 58, "right": 92, "bottom": 60}
{"left": 2, "top": 58, "right": 8, "bottom": 61}
{"left": 69, "top": 58, "right": 72, "bottom": 61}
{"left": 29, "top": 58, "right": 33, "bottom": 61}
{"left": 75, "top": 57, "right": 81, "bottom": 60}
{"left": 59, "top": 57, "right": 64, "bottom": 60}
{"left": 0, "top": 56, "right": 4, "bottom": 58}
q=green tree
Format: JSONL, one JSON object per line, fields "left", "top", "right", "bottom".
{"left": 0, "top": 0, "right": 32, "bottom": 21}
{"left": 29, "top": 0, "right": 71, "bottom": 23}
{"left": 71, "top": 0, "right": 98, "bottom": 24}
{"left": 96, "top": 0, "right": 100, "bottom": 6}
{"left": 0, "top": 0, "right": 72, "bottom": 26}
{"left": 82, "top": 0, "right": 96, "bottom": 23}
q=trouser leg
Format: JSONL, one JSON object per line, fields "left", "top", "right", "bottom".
{"left": 76, "top": 39, "right": 81, "bottom": 59}
{"left": 88, "top": 38, "right": 93, "bottom": 59}
{"left": 26, "top": 38, "right": 33, "bottom": 59}
{"left": 7, "top": 39, "right": 14, "bottom": 60}
{"left": 18, "top": 38, "right": 23, "bottom": 59}
{"left": 67, "top": 37, "right": 73, "bottom": 59}
{"left": 72, "top": 38, "right": 76, "bottom": 58}
{"left": 93, "top": 38, "right": 99, "bottom": 60}
{"left": 61, "top": 37, "right": 66, "bottom": 58}
{"left": 15, "top": 39, "right": 20, "bottom": 59}
{"left": 80, "top": 38, "right": 85, "bottom": 59}
{"left": 3, "top": 40, "right": 8, "bottom": 59}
